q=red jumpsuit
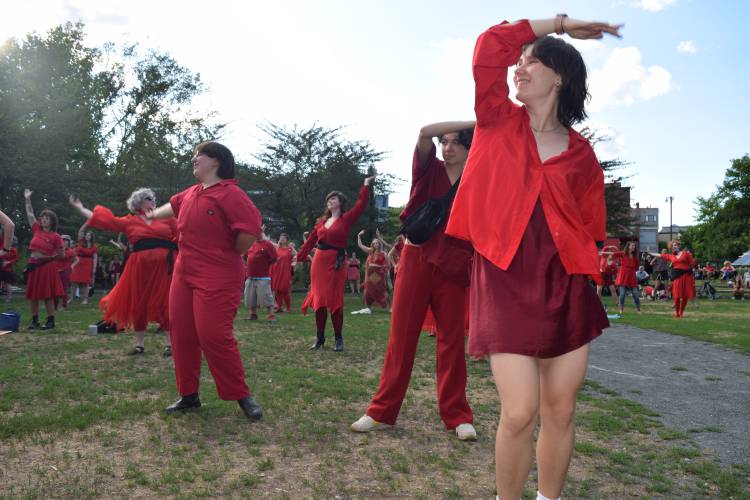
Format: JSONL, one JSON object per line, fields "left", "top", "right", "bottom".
{"left": 659, "top": 251, "right": 696, "bottom": 317}
{"left": 25, "top": 222, "right": 65, "bottom": 300}
{"left": 88, "top": 206, "right": 178, "bottom": 331}
{"left": 169, "top": 179, "right": 262, "bottom": 400}
{"left": 367, "top": 145, "right": 474, "bottom": 430}
{"left": 270, "top": 246, "right": 294, "bottom": 311}
{"left": 71, "top": 242, "right": 97, "bottom": 285}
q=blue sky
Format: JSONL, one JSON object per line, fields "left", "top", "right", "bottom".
{"left": 2, "top": 0, "right": 748, "bottom": 226}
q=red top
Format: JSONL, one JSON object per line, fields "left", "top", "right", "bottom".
{"left": 170, "top": 179, "right": 262, "bottom": 284}
{"left": 57, "top": 248, "right": 76, "bottom": 271}
{"left": 613, "top": 252, "right": 639, "bottom": 288}
{"left": 297, "top": 186, "right": 370, "bottom": 261}
{"left": 89, "top": 206, "right": 178, "bottom": 244}
{"left": 246, "top": 239, "right": 278, "bottom": 278}
{"left": 367, "top": 251, "right": 387, "bottom": 267}
{"left": 660, "top": 251, "right": 696, "bottom": 271}
{"left": 76, "top": 241, "right": 98, "bottom": 259}
{"left": 445, "top": 20, "right": 606, "bottom": 276}
{"left": 28, "top": 222, "right": 63, "bottom": 264}
{"left": 401, "top": 146, "right": 473, "bottom": 286}
{"left": 1, "top": 247, "right": 18, "bottom": 272}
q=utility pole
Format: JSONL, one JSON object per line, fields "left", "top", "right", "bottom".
{"left": 665, "top": 196, "right": 674, "bottom": 242}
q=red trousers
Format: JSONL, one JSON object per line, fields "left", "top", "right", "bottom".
{"left": 367, "top": 244, "right": 473, "bottom": 429}
{"left": 275, "top": 290, "right": 291, "bottom": 312}
{"left": 169, "top": 273, "right": 249, "bottom": 400}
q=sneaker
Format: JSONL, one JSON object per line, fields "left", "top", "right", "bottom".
{"left": 162, "top": 346, "right": 172, "bottom": 358}
{"left": 351, "top": 415, "right": 390, "bottom": 433}
{"left": 127, "top": 346, "right": 145, "bottom": 356}
{"left": 351, "top": 307, "right": 372, "bottom": 315}
{"left": 455, "top": 423, "right": 477, "bottom": 441}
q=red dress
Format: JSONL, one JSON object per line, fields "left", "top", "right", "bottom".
{"left": 25, "top": 222, "right": 65, "bottom": 300}
{"left": 88, "top": 206, "right": 178, "bottom": 331}
{"left": 346, "top": 257, "right": 361, "bottom": 281}
{"left": 614, "top": 252, "right": 639, "bottom": 288}
{"left": 270, "top": 247, "right": 294, "bottom": 293}
{"left": 297, "top": 186, "right": 370, "bottom": 314}
{"left": 71, "top": 242, "right": 97, "bottom": 284}
{"left": 363, "top": 251, "right": 389, "bottom": 309}
{"left": 660, "top": 251, "right": 696, "bottom": 300}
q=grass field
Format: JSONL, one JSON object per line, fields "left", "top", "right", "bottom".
{"left": 0, "top": 294, "right": 748, "bottom": 499}
{"left": 603, "top": 297, "right": 750, "bottom": 354}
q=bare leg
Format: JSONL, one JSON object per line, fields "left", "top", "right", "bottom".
{"left": 81, "top": 285, "right": 90, "bottom": 304}
{"left": 135, "top": 330, "right": 146, "bottom": 348}
{"left": 489, "top": 353, "right": 540, "bottom": 499}
{"left": 30, "top": 299, "right": 40, "bottom": 316}
{"left": 536, "top": 344, "right": 590, "bottom": 498}
{"left": 44, "top": 299, "right": 55, "bottom": 316}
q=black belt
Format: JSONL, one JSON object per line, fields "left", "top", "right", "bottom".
{"left": 23, "top": 258, "right": 55, "bottom": 276}
{"left": 317, "top": 242, "right": 346, "bottom": 270}
{"left": 670, "top": 268, "right": 691, "bottom": 280}
{"left": 133, "top": 238, "right": 178, "bottom": 275}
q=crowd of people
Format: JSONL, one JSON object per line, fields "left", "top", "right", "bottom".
{"left": 1, "top": 13, "right": 747, "bottom": 500}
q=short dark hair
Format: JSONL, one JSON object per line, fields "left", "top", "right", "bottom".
{"left": 195, "top": 141, "right": 235, "bottom": 179}
{"left": 530, "top": 36, "right": 589, "bottom": 127}
{"left": 39, "top": 209, "right": 58, "bottom": 232}
{"left": 439, "top": 127, "right": 475, "bottom": 150}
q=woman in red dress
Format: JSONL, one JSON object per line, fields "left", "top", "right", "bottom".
{"left": 56, "top": 235, "right": 78, "bottom": 311}
{"left": 270, "top": 233, "right": 296, "bottom": 313}
{"left": 650, "top": 240, "right": 696, "bottom": 317}
{"left": 594, "top": 246, "right": 618, "bottom": 302}
{"left": 346, "top": 252, "right": 361, "bottom": 295}
{"left": 352, "top": 230, "right": 390, "bottom": 314}
{"left": 70, "top": 189, "right": 177, "bottom": 356}
{"left": 23, "top": 189, "right": 65, "bottom": 329}
{"left": 443, "top": 16, "right": 620, "bottom": 499}
{"left": 297, "top": 176, "right": 374, "bottom": 352}
{"left": 70, "top": 224, "right": 97, "bottom": 305}
{"left": 609, "top": 241, "right": 641, "bottom": 315}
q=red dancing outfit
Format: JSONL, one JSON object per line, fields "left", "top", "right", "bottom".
{"left": 445, "top": 20, "right": 608, "bottom": 358}
{"left": 366, "top": 145, "right": 474, "bottom": 430}
{"left": 297, "top": 185, "right": 370, "bottom": 334}
{"left": 0, "top": 238, "right": 18, "bottom": 284}
{"left": 346, "top": 257, "right": 361, "bottom": 281}
{"left": 88, "top": 206, "right": 178, "bottom": 331}
{"left": 169, "top": 179, "right": 262, "bottom": 401}
{"left": 71, "top": 242, "right": 97, "bottom": 285}
{"left": 56, "top": 247, "right": 76, "bottom": 308}
{"left": 270, "top": 246, "right": 294, "bottom": 312}
{"left": 613, "top": 252, "right": 639, "bottom": 289}
{"left": 659, "top": 251, "right": 696, "bottom": 317}
{"left": 25, "top": 222, "right": 65, "bottom": 300}
{"left": 363, "top": 251, "right": 389, "bottom": 309}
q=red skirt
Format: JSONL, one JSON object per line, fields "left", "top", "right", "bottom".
{"left": 364, "top": 266, "right": 389, "bottom": 308}
{"left": 270, "top": 262, "right": 292, "bottom": 293}
{"left": 672, "top": 273, "right": 696, "bottom": 300}
{"left": 71, "top": 257, "right": 94, "bottom": 284}
{"left": 301, "top": 249, "right": 346, "bottom": 314}
{"left": 468, "top": 201, "right": 609, "bottom": 359}
{"left": 99, "top": 248, "right": 172, "bottom": 331}
{"left": 25, "top": 261, "right": 65, "bottom": 300}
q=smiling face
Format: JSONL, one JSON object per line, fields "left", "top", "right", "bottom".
{"left": 326, "top": 195, "right": 341, "bottom": 213}
{"left": 140, "top": 194, "right": 156, "bottom": 212}
{"left": 514, "top": 45, "right": 561, "bottom": 105}
{"left": 439, "top": 132, "right": 469, "bottom": 167}
{"left": 191, "top": 152, "right": 220, "bottom": 182}
{"left": 371, "top": 239, "right": 381, "bottom": 252}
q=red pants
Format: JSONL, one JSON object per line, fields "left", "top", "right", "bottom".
{"left": 367, "top": 244, "right": 473, "bottom": 429}
{"left": 275, "top": 289, "right": 291, "bottom": 312}
{"left": 169, "top": 273, "right": 249, "bottom": 400}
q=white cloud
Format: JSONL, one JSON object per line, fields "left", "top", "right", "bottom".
{"left": 589, "top": 46, "right": 672, "bottom": 111}
{"left": 634, "top": 0, "right": 677, "bottom": 12}
{"left": 676, "top": 40, "right": 697, "bottom": 54}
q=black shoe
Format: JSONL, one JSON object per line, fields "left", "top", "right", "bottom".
{"left": 249, "top": 313, "right": 258, "bottom": 320}
{"left": 333, "top": 336, "right": 344, "bottom": 352}
{"left": 28, "top": 321, "right": 40, "bottom": 330}
{"left": 310, "top": 333, "right": 325, "bottom": 350}
{"left": 237, "top": 395, "right": 263, "bottom": 421}
{"left": 39, "top": 317, "right": 55, "bottom": 330}
{"left": 164, "top": 393, "right": 201, "bottom": 413}
{"left": 162, "top": 346, "right": 172, "bottom": 358}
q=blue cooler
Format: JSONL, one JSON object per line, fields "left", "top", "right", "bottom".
{"left": 0, "top": 312, "right": 21, "bottom": 332}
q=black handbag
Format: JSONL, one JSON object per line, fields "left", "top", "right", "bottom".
{"left": 400, "top": 176, "right": 461, "bottom": 245}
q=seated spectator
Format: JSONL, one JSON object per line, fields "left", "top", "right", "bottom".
{"left": 703, "top": 263, "right": 717, "bottom": 279}
{"left": 642, "top": 285, "right": 655, "bottom": 300}
{"left": 732, "top": 274, "right": 744, "bottom": 300}
{"left": 721, "top": 261, "right": 736, "bottom": 281}
{"left": 744, "top": 268, "right": 750, "bottom": 289}
{"left": 635, "top": 265, "right": 650, "bottom": 286}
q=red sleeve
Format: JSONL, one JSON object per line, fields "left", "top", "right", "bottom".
{"left": 167, "top": 217, "right": 179, "bottom": 242}
{"left": 169, "top": 189, "right": 189, "bottom": 218}
{"left": 579, "top": 161, "right": 606, "bottom": 244}
{"left": 266, "top": 241, "right": 278, "bottom": 264}
{"left": 89, "top": 206, "right": 129, "bottom": 233}
{"left": 296, "top": 225, "right": 321, "bottom": 262}
{"left": 52, "top": 233, "right": 63, "bottom": 250}
{"left": 221, "top": 186, "right": 262, "bottom": 237}
{"left": 659, "top": 254, "right": 676, "bottom": 263}
{"left": 342, "top": 185, "right": 371, "bottom": 226}
{"left": 412, "top": 144, "right": 443, "bottom": 183}
{"left": 31, "top": 222, "right": 41, "bottom": 234}
{"left": 473, "top": 20, "right": 536, "bottom": 126}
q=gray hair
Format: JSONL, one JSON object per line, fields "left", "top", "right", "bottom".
{"left": 126, "top": 188, "right": 156, "bottom": 213}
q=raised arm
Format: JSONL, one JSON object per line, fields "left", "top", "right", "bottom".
{"left": 77, "top": 222, "right": 88, "bottom": 242}
{"left": 69, "top": 195, "right": 93, "bottom": 220}
{"left": 23, "top": 189, "right": 36, "bottom": 226}
{"left": 375, "top": 228, "right": 392, "bottom": 251}
{"left": 357, "top": 230, "right": 371, "bottom": 253}
{"left": 417, "top": 121, "right": 476, "bottom": 164}
{"left": 0, "top": 209, "right": 15, "bottom": 257}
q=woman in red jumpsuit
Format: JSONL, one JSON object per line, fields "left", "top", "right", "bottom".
{"left": 70, "top": 188, "right": 177, "bottom": 356}
{"left": 297, "top": 176, "right": 374, "bottom": 352}
{"left": 147, "top": 141, "right": 264, "bottom": 421}
{"left": 443, "top": 16, "right": 620, "bottom": 499}
{"left": 23, "top": 189, "right": 65, "bottom": 329}
{"left": 70, "top": 225, "right": 97, "bottom": 304}
{"left": 270, "top": 233, "right": 296, "bottom": 313}
{"left": 650, "top": 241, "right": 696, "bottom": 317}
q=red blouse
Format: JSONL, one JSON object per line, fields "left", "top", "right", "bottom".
{"left": 297, "top": 186, "right": 370, "bottom": 261}
{"left": 28, "top": 222, "right": 63, "bottom": 263}
{"left": 445, "top": 19, "right": 606, "bottom": 276}
{"left": 89, "top": 206, "right": 178, "bottom": 245}
{"left": 660, "top": 251, "right": 696, "bottom": 271}
{"left": 76, "top": 241, "right": 98, "bottom": 259}
{"left": 613, "top": 252, "right": 639, "bottom": 288}
{"left": 367, "top": 251, "right": 387, "bottom": 267}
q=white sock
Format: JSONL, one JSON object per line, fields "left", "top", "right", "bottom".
{"left": 537, "top": 492, "right": 560, "bottom": 500}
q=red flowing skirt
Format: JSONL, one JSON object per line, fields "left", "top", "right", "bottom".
{"left": 672, "top": 274, "right": 696, "bottom": 300}
{"left": 301, "top": 249, "right": 346, "bottom": 314}
{"left": 71, "top": 257, "right": 94, "bottom": 284}
{"left": 364, "top": 265, "right": 389, "bottom": 308}
{"left": 25, "top": 261, "right": 65, "bottom": 300}
{"left": 270, "top": 260, "right": 292, "bottom": 293}
{"left": 468, "top": 201, "right": 609, "bottom": 358}
{"left": 99, "top": 248, "right": 172, "bottom": 331}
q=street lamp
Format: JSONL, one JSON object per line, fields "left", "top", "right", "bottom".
{"left": 665, "top": 196, "right": 674, "bottom": 242}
